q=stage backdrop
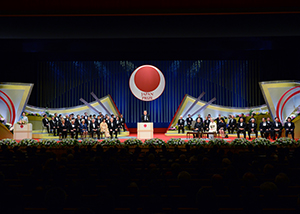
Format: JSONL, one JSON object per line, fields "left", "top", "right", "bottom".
{"left": 37, "top": 60, "right": 261, "bottom": 128}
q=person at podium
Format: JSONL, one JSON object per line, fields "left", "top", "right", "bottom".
{"left": 141, "top": 110, "right": 150, "bottom": 122}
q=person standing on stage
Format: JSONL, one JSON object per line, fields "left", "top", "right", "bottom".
{"left": 20, "top": 112, "right": 28, "bottom": 123}
{"left": 227, "top": 115, "right": 236, "bottom": 134}
{"left": 284, "top": 117, "right": 295, "bottom": 139}
{"left": 177, "top": 116, "right": 185, "bottom": 134}
{"left": 120, "top": 114, "right": 125, "bottom": 132}
{"left": 42, "top": 114, "right": 50, "bottom": 133}
{"left": 186, "top": 114, "right": 193, "bottom": 130}
{"left": 237, "top": 118, "right": 246, "bottom": 138}
{"left": 248, "top": 118, "right": 258, "bottom": 139}
{"left": 272, "top": 117, "right": 282, "bottom": 140}
{"left": 141, "top": 110, "right": 150, "bottom": 122}
{"left": 203, "top": 116, "right": 210, "bottom": 131}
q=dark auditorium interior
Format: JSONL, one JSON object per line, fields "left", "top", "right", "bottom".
{"left": 1, "top": 1, "right": 300, "bottom": 213}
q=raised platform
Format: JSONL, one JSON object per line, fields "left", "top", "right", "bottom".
{"left": 165, "top": 130, "right": 262, "bottom": 137}
{"left": 32, "top": 130, "right": 130, "bottom": 140}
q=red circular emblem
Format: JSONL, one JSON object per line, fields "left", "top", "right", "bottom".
{"left": 144, "top": 124, "right": 147, "bottom": 128}
{"left": 20, "top": 124, "right": 24, "bottom": 128}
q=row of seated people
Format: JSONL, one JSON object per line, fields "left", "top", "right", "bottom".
{"left": 178, "top": 113, "right": 295, "bottom": 140}
{"left": 42, "top": 112, "right": 126, "bottom": 139}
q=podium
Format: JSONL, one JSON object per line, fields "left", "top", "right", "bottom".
{"left": 137, "top": 122, "right": 153, "bottom": 139}
{"left": 13, "top": 123, "right": 32, "bottom": 140}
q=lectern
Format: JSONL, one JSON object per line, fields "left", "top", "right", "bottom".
{"left": 14, "top": 123, "right": 32, "bottom": 140}
{"left": 137, "top": 122, "right": 153, "bottom": 139}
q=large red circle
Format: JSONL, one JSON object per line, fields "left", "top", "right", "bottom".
{"left": 134, "top": 66, "right": 160, "bottom": 92}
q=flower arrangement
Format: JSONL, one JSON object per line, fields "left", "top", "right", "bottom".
{"left": 124, "top": 138, "right": 143, "bottom": 146}
{"left": 167, "top": 138, "right": 185, "bottom": 146}
{"left": 231, "top": 138, "right": 250, "bottom": 147}
{"left": 187, "top": 138, "right": 207, "bottom": 146}
{"left": 144, "top": 138, "right": 166, "bottom": 146}
{"left": 40, "top": 139, "right": 58, "bottom": 148}
{"left": 251, "top": 138, "right": 272, "bottom": 147}
{"left": 60, "top": 138, "right": 79, "bottom": 147}
{"left": 0, "top": 138, "right": 18, "bottom": 147}
{"left": 274, "top": 137, "right": 296, "bottom": 147}
{"left": 80, "top": 138, "right": 98, "bottom": 146}
{"left": 100, "top": 138, "right": 121, "bottom": 146}
{"left": 208, "top": 138, "right": 229, "bottom": 146}
{"left": 19, "top": 139, "right": 39, "bottom": 147}
{"left": 17, "top": 120, "right": 28, "bottom": 125}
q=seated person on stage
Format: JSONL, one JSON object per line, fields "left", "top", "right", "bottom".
{"left": 266, "top": 117, "right": 275, "bottom": 139}
{"left": 108, "top": 118, "right": 118, "bottom": 138}
{"left": 227, "top": 114, "right": 236, "bottom": 134}
{"left": 248, "top": 118, "right": 258, "bottom": 139}
{"left": 177, "top": 116, "right": 185, "bottom": 134}
{"left": 272, "top": 117, "right": 283, "bottom": 140}
{"left": 141, "top": 110, "right": 150, "bottom": 122}
{"left": 284, "top": 117, "right": 295, "bottom": 140}
{"left": 216, "top": 114, "right": 223, "bottom": 131}
{"left": 209, "top": 118, "right": 217, "bottom": 132}
{"left": 69, "top": 119, "right": 78, "bottom": 139}
{"left": 50, "top": 116, "right": 57, "bottom": 135}
{"left": 193, "top": 118, "right": 202, "bottom": 138}
{"left": 248, "top": 113, "right": 256, "bottom": 124}
{"left": 80, "top": 120, "right": 88, "bottom": 138}
{"left": 42, "top": 114, "right": 50, "bottom": 133}
{"left": 196, "top": 114, "right": 203, "bottom": 123}
{"left": 60, "top": 119, "right": 68, "bottom": 139}
{"left": 260, "top": 117, "right": 270, "bottom": 138}
{"left": 203, "top": 116, "right": 210, "bottom": 131}
{"left": 100, "top": 119, "right": 110, "bottom": 138}
{"left": 186, "top": 114, "right": 193, "bottom": 130}
{"left": 90, "top": 118, "right": 100, "bottom": 139}
{"left": 238, "top": 113, "right": 246, "bottom": 123}
{"left": 237, "top": 118, "right": 246, "bottom": 138}
{"left": 218, "top": 118, "right": 227, "bottom": 138}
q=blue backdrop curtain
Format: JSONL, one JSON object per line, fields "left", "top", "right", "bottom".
{"left": 37, "top": 60, "right": 260, "bottom": 128}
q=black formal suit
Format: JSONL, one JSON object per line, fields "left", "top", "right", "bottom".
{"left": 193, "top": 122, "right": 202, "bottom": 138}
{"left": 65, "top": 118, "right": 70, "bottom": 127}
{"left": 186, "top": 117, "right": 193, "bottom": 130}
{"left": 42, "top": 117, "right": 50, "bottom": 133}
{"left": 203, "top": 119, "right": 210, "bottom": 131}
{"left": 120, "top": 117, "right": 125, "bottom": 132}
{"left": 178, "top": 118, "right": 185, "bottom": 133}
{"left": 267, "top": 120, "right": 274, "bottom": 139}
{"left": 248, "top": 122, "right": 258, "bottom": 139}
{"left": 259, "top": 122, "right": 271, "bottom": 138}
{"left": 227, "top": 118, "right": 236, "bottom": 134}
{"left": 272, "top": 121, "right": 283, "bottom": 140}
{"left": 108, "top": 121, "right": 118, "bottom": 138}
{"left": 60, "top": 123, "right": 68, "bottom": 139}
{"left": 218, "top": 122, "right": 226, "bottom": 131}
{"left": 50, "top": 120, "right": 57, "bottom": 136}
{"left": 141, "top": 114, "right": 150, "bottom": 122}
{"left": 216, "top": 117, "right": 223, "bottom": 130}
{"left": 115, "top": 119, "right": 121, "bottom": 134}
{"left": 90, "top": 122, "right": 100, "bottom": 139}
{"left": 69, "top": 123, "right": 78, "bottom": 139}
{"left": 284, "top": 121, "right": 295, "bottom": 139}
{"left": 237, "top": 122, "right": 247, "bottom": 138}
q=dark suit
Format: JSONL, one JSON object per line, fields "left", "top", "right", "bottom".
{"left": 50, "top": 120, "right": 57, "bottom": 135}
{"left": 259, "top": 122, "right": 270, "bottom": 138}
{"left": 248, "top": 122, "right": 258, "bottom": 138}
{"left": 59, "top": 123, "right": 68, "bottom": 139}
{"left": 272, "top": 122, "right": 282, "bottom": 140}
{"left": 237, "top": 122, "right": 246, "bottom": 138}
{"left": 120, "top": 117, "right": 125, "bottom": 131}
{"left": 203, "top": 119, "right": 210, "bottom": 131}
{"left": 178, "top": 119, "right": 185, "bottom": 133}
{"left": 141, "top": 115, "right": 150, "bottom": 122}
{"left": 90, "top": 122, "right": 100, "bottom": 139}
{"left": 69, "top": 123, "right": 78, "bottom": 139}
{"left": 284, "top": 121, "right": 295, "bottom": 139}
{"left": 218, "top": 122, "right": 226, "bottom": 132}
{"left": 108, "top": 121, "right": 118, "bottom": 138}
{"left": 228, "top": 118, "right": 236, "bottom": 134}
{"left": 42, "top": 117, "right": 50, "bottom": 133}
{"left": 115, "top": 119, "right": 121, "bottom": 134}
{"left": 193, "top": 122, "right": 202, "bottom": 138}
{"left": 186, "top": 117, "right": 193, "bottom": 130}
